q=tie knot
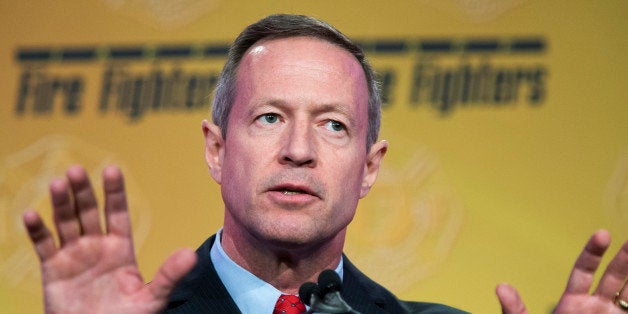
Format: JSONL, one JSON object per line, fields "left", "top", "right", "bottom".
{"left": 273, "top": 294, "right": 306, "bottom": 314}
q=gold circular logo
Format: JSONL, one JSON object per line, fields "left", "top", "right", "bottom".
{"left": 0, "top": 135, "right": 151, "bottom": 293}
{"left": 346, "top": 148, "right": 464, "bottom": 293}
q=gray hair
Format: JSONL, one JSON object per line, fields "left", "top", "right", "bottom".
{"left": 211, "top": 14, "right": 381, "bottom": 149}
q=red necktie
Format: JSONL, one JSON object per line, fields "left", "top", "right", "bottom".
{"left": 273, "top": 294, "right": 306, "bottom": 314}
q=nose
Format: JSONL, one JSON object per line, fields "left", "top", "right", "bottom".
{"left": 279, "top": 122, "right": 317, "bottom": 167}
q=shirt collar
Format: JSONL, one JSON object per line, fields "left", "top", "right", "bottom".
{"left": 210, "top": 228, "right": 343, "bottom": 313}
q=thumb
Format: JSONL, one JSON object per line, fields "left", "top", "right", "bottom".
{"left": 496, "top": 283, "right": 528, "bottom": 314}
{"left": 149, "top": 248, "right": 197, "bottom": 304}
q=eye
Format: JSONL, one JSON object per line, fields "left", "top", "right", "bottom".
{"left": 257, "top": 113, "right": 279, "bottom": 124}
{"left": 324, "top": 120, "right": 345, "bottom": 132}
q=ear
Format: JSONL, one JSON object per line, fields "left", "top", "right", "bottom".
{"left": 202, "top": 120, "right": 224, "bottom": 185}
{"left": 360, "top": 140, "right": 388, "bottom": 198}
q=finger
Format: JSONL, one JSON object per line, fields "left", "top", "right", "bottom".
{"left": 496, "top": 283, "right": 528, "bottom": 314}
{"left": 23, "top": 210, "right": 57, "bottom": 260}
{"left": 149, "top": 248, "right": 197, "bottom": 305}
{"left": 564, "top": 230, "right": 611, "bottom": 295}
{"left": 66, "top": 165, "right": 102, "bottom": 235}
{"left": 595, "top": 238, "right": 628, "bottom": 299}
{"left": 50, "top": 178, "right": 81, "bottom": 245}
{"left": 102, "top": 166, "right": 132, "bottom": 238}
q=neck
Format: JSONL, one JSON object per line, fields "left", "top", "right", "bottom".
{"left": 220, "top": 223, "right": 345, "bottom": 294}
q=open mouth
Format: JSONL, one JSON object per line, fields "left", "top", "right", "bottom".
{"left": 270, "top": 184, "right": 319, "bottom": 198}
{"left": 281, "top": 188, "right": 306, "bottom": 195}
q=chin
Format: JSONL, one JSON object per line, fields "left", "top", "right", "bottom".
{"left": 260, "top": 223, "right": 324, "bottom": 248}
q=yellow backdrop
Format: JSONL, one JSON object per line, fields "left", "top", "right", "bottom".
{"left": 1, "top": 1, "right": 627, "bottom": 313}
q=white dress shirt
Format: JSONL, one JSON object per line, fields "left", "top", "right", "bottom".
{"left": 210, "top": 229, "right": 344, "bottom": 313}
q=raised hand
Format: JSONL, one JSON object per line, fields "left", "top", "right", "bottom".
{"left": 497, "top": 230, "right": 628, "bottom": 314}
{"left": 23, "top": 165, "right": 197, "bottom": 313}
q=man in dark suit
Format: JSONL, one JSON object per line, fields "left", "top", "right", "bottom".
{"left": 164, "top": 235, "right": 462, "bottom": 313}
{"left": 23, "top": 14, "right": 628, "bottom": 313}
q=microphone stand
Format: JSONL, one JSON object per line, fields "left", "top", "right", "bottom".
{"left": 300, "top": 270, "right": 362, "bottom": 314}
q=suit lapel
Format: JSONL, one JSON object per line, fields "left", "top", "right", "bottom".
{"left": 341, "top": 255, "right": 398, "bottom": 313}
{"left": 165, "top": 235, "right": 241, "bottom": 313}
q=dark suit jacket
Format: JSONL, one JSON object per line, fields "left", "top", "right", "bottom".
{"left": 165, "top": 235, "right": 466, "bottom": 313}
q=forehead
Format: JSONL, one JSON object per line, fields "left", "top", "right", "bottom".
{"left": 241, "top": 36, "right": 361, "bottom": 72}
{"left": 232, "top": 36, "right": 369, "bottom": 117}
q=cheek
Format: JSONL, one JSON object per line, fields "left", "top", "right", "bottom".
{"left": 221, "top": 143, "right": 254, "bottom": 186}
{"left": 221, "top": 134, "right": 278, "bottom": 189}
{"left": 327, "top": 148, "right": 366, "bottom": 194}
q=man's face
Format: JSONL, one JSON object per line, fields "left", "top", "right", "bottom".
{"left": 206, "top": 36, "right": 385, "bottom": 249}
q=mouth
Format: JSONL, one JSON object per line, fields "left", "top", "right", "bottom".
{"left": 270, "top": 184, "right": 320, "bottom": 199}
{"left": 281, "top": 189, "right": 304, "bottom": 195}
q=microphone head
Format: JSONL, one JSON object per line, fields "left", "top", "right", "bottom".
{"left": 318, "top": 269, "right": 342, "bottom": 294}
{"left": 298, "top": 281, "right": 319, "bottom": 306}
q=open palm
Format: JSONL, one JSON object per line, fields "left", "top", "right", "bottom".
{"left": 23, "top": 165, "right": 196, "bottom": 313}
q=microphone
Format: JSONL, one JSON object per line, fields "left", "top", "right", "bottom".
{"left": 299, "top": 270, "right": 361, "bottom": 314}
